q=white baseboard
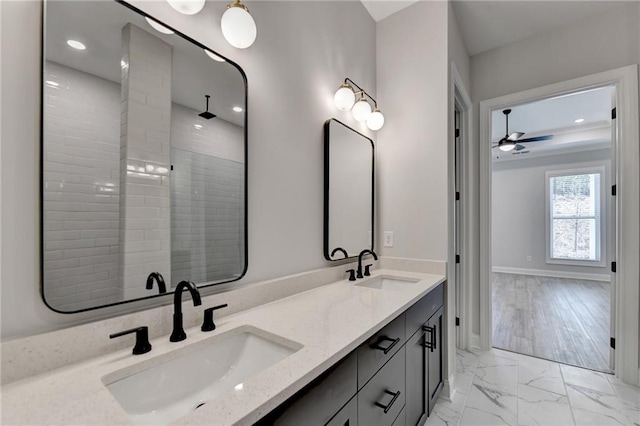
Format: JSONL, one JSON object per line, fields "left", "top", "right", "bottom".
{"left": 442, "top": 373, "right": 456, "bottom": 401}
{"left": 469, "top": 333, "right": 481, "bottom": 350}
{"left": 492, "top": 266, "right": 610, "bottom": 282}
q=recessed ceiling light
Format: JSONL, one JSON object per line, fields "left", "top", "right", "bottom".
{"left": 66, "top": 39, "right": 86, "bottom": 50}
{"left": 145, "top": 17, "right": 174, "bottom": 35}
{"left": 574, "top": 118, "right": 585, "bottom": 123}
{"left": 233, "top": 106, "right": 243, "bottom": 112}
{"left": 204, "top": 49, "right": 225, "bottom": 62}
{"left": 194, "top": 124, "right": 203, "bottom": 129}
{"left": 45, "top": 80, "right": 59, "bottom": 87}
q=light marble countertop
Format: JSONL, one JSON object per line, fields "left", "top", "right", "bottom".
{"left": 1, "top": 269, "right": 445, "bottom": 426}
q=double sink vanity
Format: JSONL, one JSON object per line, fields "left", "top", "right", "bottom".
{"left": 2, "top": 268, "right": 446, "bottom": 425}
{"left": 3, "top": 1, "right": 449, "bottom": 424}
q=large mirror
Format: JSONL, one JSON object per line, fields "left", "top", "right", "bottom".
{"left": 41, "top": 0, "right": 247, "bottom": 312}
{"left": 324, "top": 119, "right": 374, "bottom": 261}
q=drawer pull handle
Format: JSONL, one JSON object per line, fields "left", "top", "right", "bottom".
{"left": 372, "top": 336, "right": 401, "bottom": 354}
{"left": 375, "top": 390, "right": 401, "bottom": 414}
{"left": 422, "top": 325, "right": 436, "bottom": 351}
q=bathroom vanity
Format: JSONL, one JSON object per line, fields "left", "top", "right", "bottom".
{"left": 262, "top": 281, "right": 445, "bottom": 426}
{"left": 1, "top": 267, "right": 446, "bottom": 425}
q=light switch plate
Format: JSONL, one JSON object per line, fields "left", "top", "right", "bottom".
{"left": 384, "top": 231, "right": 394, "bottom": 247}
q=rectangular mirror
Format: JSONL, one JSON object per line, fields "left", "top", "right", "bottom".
{"left": 323, "top": 119, "right": 374, "bottom": 261}
{"left": 41, "top": 0, "right": 247, "bottom": 312}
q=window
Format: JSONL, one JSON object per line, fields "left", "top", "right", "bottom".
{"left": 546, "top": 167, "right": 604, "bottom": 265}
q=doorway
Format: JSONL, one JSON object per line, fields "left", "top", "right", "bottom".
{"left": 490, "top": 87, "right": 614, "bottom": 372}
{"left": 475, "top": 66, "right": 639, "bottom": 385}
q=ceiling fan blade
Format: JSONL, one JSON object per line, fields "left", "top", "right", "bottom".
{"left": 514, "top": 144, "right": 526, "bottom": 151}
{"left": 507, "top": 132, "right": 524, "bottom": 141}
{"left": 518, "top": 135, "right": 553, "bottom": 143}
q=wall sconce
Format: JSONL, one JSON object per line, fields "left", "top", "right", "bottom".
{"left": 221, "top": 0, "right": 257, "bottom": 49}
{"left": 333, "top": 78, "right": 384, "bottom": 131}
{"left": 166, "top": 0, "right": 205, "bottom": 15}
{"left": 166, "top": 0, "right": 257, "bottom": 49}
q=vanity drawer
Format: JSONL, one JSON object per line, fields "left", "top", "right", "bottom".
{"left": 357, "top": 313, "right": 405, "bottom": 388}
{"left": 405, "top": 282, "right": 444, "bottom": 336}
{"left": 392, "top": 407, "right": 406, "bottom": 426}
{"left": 273, "top": 352, "right": 357, "bottom": 426}
{"left": 357, "top": 346, "right": 406, "bottom": 426}
{"left": 325, "top": 395, "right": 357, "bottom": 426}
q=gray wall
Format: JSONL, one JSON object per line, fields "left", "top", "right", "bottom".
{"left": 492, "top": 149, "right": 611, "bottom": 277}
{"left": 469, "top": 2, "right": 640, "bottom": 336}
{"left": 1, "top": 1, "right": 376, "bottom": 338}
{"left": 376, "top": 1, "right": 450, "bottom": 260}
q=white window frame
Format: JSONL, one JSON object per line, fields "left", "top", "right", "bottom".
{"left": 545, "top": 165, "right": 606, "bottom": 267}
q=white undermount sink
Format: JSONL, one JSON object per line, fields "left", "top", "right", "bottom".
{"left": 356, "top": 276, "right": 420, "bottom": 290}
{"left": 103, "top": 326, "right": 301, "bottom": 425}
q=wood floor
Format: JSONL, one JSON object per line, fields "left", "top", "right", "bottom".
{"left": 492, "top": 272, "right": 611, "bottom": 373}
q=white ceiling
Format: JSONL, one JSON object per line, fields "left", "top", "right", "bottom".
{"left": 361, "top": 0, "right": 419, "bottom": 22}
{"left": 362, "top": 1, "right": 623, "bottom": 56}
{"left": 491, "top": 86, "right": 613, "bottom": 162}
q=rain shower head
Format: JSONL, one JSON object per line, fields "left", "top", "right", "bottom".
{"left": 198, "top": 95, "right": 216, "bottom": 120}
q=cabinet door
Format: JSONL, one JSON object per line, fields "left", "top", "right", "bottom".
{"left": 404, "top": 329, "right": 426, "bottom": 426}
{"left": 426, "top": 306, "right": 444, "bottom": 415}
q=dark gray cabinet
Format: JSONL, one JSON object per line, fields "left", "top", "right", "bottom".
{"left": 405, "top": 328, "right": 427, "bottom": 425}
{"left": 326, "top": 396, "right": 357, "bottom": 426}
{"left": 260, "top": 282, "right": 445, "bottom": 426}
{"left": 426, "top": 306, "right": 444, "bottom": 415}
{"left": 358, "top": 346, "right": 406, "bottom": 426}
{"left": 405, "top": 282, "right": 445, "bottom": 425}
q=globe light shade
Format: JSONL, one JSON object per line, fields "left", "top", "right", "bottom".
{"left": 334, "top": 84, "right": 355, "bottom": 111}
{"left": 221, "top": 1, "right": 257, "bottom": 49}
{"left": 352, "top": 97, "right": 371, "bottom": 122}
{"left": 166, "top": 0, "right": 205, "bottom": 15}
{"left": 498, "top": 140, "right": 516, "bottom": 152}
{"left": 145, "top": 17, "right": 174, "bottom": 35}
{"left": 366, "top": 108, "right": 384, "bottom": 131}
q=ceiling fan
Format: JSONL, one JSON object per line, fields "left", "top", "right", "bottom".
{"left": 492, "top": 109, "right": 553, "bottom": 152}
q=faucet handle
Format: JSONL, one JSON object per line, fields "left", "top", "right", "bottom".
{"left": 110, "top": 326, "right": 152, "bottom": 355}
{"left": 364, "top": 264, "right": 373, "bottom": 276}
{"left": 346, "top": 269, "right": 356, "bottom": 281}
{"left": 201, "top": 304, "right": 228, "bottom": 332}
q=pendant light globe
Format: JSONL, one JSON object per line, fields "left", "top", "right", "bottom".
{"left": 334, "top": 83, "right": 356, "bottom": 111}
{"left": 166, "top": 0, "right": 205, "bottom": 15}
{"left": 221, "top": 0, "right": 257, "bottom": 49}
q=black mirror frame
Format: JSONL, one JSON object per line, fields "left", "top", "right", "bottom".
{"left": 323, "top": 118, "right": 375, "bottom": 262}
{"left": 39, "top": 0, "right": 249, "bottom": 314}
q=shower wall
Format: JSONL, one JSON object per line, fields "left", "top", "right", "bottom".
{"left": 43, "top": 63, "right": 245, "bottom": 310}
{"left": 43, "top": 61, "right": 122, "bottom": 311}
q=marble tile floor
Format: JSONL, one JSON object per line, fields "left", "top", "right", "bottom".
{"left": 426, "top": 348, "right": 640, "bottom": 426}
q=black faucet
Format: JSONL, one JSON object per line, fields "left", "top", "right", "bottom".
{"left": 357, "top": 249, "right": 378, "bottom": 279}
{"left": 170, "top": 280, "right": 202, "bottom": 342}
{"left": 146, "top": 272, "right": 167, "bottom": 294}
{"left": 330, "top": 247, "right": 349, "bottom": 259}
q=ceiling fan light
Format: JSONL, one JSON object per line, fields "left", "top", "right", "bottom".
{"left": 221, "top": 0, "right": 257, "bottom": 49}
{"left": 498, "top": 141, "right": 516, "bottom": 152}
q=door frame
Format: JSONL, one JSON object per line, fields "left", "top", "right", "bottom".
{"left": 451, "top": 64, "right": 472, "bottom": 351}
{"left": 478, "top": 65, "right": 639, "bottom": 385}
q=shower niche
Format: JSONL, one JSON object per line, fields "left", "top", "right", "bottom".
{"left": 41, "top": 0, "right": 247, "bottom": 312}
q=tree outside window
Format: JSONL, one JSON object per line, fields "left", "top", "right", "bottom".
{"left": 548, "top": 169, "right": 603, "bottom": 263}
